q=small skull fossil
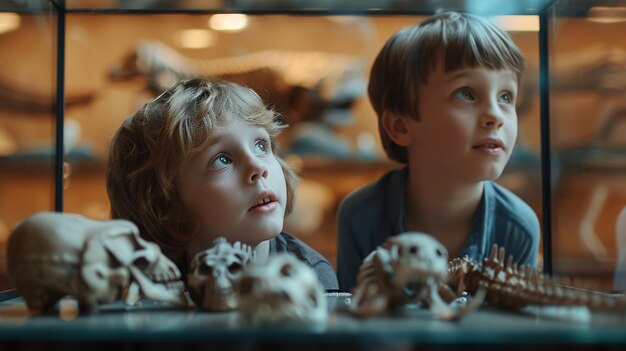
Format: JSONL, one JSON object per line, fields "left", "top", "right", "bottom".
{"left": 238, "top": 253, "right": 327, "bottom": 325}
{"left": 351, "top": 232, "right": 483, "bottom": 320}
{"left": 7, "top": 212, "right": 187, "bottom": 313}
{"left": 386, "top": 232, "right": 449, "bottom": 289}
{"left": 186, "top": 237, "right": 254, "bottom": 310}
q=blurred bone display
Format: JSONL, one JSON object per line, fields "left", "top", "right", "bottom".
{"left": 109, "top": 40, "right": 366, "bottom": 124}
{"left": 108, "top": 40, "right": 368, "bottom": 159}
{"left": 186, "top": 237, "right": 255, "bottom": 311}
{"left": 350, "top": 232, "right": 483, "bottom": 320}
{"left": 550, "top": 44, "right": 626, "bottom": 91}
{"left": 6, "top": 212, "right": 188, "bottom": 314}
{"left": 186, "top": 237, "right": 328, "bottom": 325}
{"left": 238, "top": 253, "right": 328, "bottom": 326}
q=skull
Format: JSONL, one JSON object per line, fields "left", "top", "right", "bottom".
{"left": 186, "top": 237, "right": 254, "bottom": 311}
{"left": 351, "top": 232, "right": 483, "bottom": 320}
{"left": 80, "top": 224, "right": 186, "bottom": 307}
{"left": 383, "top": 232, "right": 448, "bottom": 290}
{"left": 6, "top": 212, "right": 187, "bottom": 313}
{"left": 238, "top": 253, "right": 327, "bottom": 325}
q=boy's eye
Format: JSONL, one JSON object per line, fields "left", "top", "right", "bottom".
{"left": 453, "top": 88, "right": 474, "bottom": 101}
{"left": 211, "top": 154, "right": 232, "bottom": 169}
{"left": 498, "top": 92, "right": 514, "bottom": 104}
{"left": 254, "top": 139, "right": 270, "bottom": 154}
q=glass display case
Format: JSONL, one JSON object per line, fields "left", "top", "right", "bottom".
{"left": 546, "top": 0, "right": 626, "bottom": 289}
{"left": 1, "top": 0, "right": 626, "bottom": 347}
{"left": 2, "top": 1, "right": 551, "bottom": 279}
{"left": 0, "top": 0, "right": 58, "bottom": 291}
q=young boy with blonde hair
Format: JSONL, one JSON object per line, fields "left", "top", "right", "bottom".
{"left": 337, "top": 12, "right": 540, "bottom": 289}
{"left": 107, "top": 78, "right": 338, "bottom": 289}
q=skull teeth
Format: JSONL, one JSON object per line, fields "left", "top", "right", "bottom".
{"left": 218, "top": 287, "right": 234, "bottom": 297}
{"left": 164, "top": 280, "right": 185, "bottom": 291}
{"left": 149, "top": 272, "right": 181, "bottom": 284}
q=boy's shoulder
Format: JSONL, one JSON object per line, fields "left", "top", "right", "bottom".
{"left": 488, "top": 181, "right": 540, "bottom": 232}
{"left": 272, "top": 231, "right": 325, "bottom": 264}
{"left": 272, "top": 232, "right": 338, "bottom": 289}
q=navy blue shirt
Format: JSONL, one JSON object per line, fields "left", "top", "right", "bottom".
{"left": 271, "top": 232, "right": 339, "bottom": 290}
{"left": 336, "top": 167, "right": 540, "bottom": 290}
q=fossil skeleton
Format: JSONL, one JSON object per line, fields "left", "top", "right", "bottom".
{"left": 350, "top": 232, "right": 484, "bottom": 320}
{"left": 445, "top": 244, "right": 626, "bottom": 313}
{"left": 109, "top": 40, "right": 365, "bottom": 124}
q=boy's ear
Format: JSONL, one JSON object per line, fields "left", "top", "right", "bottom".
{"left": 381, "top": 111, "right": 412, "bottom": 147}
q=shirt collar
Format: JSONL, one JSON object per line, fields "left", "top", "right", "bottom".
{"left": 459, "top": 181, "right": 494, "bottom": 260}
{"left": 387, "top": 169, "right": 494, "bottom": 261}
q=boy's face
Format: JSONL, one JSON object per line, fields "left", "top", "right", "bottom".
{"left": 409, "top": 66, "right": 518, "bottom": 182}
{"left": 178, "top": 118, "right": 287, "bottom": 256}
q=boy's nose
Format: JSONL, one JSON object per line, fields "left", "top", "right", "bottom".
{"left": 480, "top": 103, "right": 504, "bottom": 129}
{"left": 247, "top": 157, "right": 269, "bottom": 184}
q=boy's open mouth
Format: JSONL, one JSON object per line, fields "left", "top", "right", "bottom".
{"left": 249, "top": 191, "right": 277, "bottom": 211}
{"left": 473, "top": 143, "right": 501, "bottom": 149}
{"left": 472, "top": 138, "right": 505, "bottom": 156}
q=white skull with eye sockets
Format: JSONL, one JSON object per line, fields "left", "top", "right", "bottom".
{"left": 186, "top": 237, "right": 255, "bottom": 311}
{"left": 238, "top": 253, "right": 327, "bottom": 325}
{"left": 6, "top": 212, "right": 188, "bottom": 314}
{"left": 351, "top": 232, "right": 484, "bottom": 320}
{"left": 386, "top": 232, "right": 449, "bottom": 288}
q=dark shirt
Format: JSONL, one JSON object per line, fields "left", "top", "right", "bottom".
{"left": 270, "top": 232, "right": 339, "bottom": 290}
{"left": 336, "top": 167, "right": 540, "bottom": 290}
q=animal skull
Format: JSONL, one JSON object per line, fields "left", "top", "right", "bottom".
{"left": 186, "top": 237, "right": 254, "bottom": 311}
{"left": 351, "top": 232, "right": 484, "bottom": 320}
{"left": 238, "top": 253, "right": 327, "bottom": 325}
{"left": 7, "top": 212, "right": 187, "bottom": 313}
{"left": 385, "top": 233, "right": 449, "bottom": 290}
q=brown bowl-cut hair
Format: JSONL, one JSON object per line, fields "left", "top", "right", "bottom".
{"left": 106, "top": 79, "right": 297, "bottom": 266}
{"left": 368, "top": 11, "right": 527, "bottom": 164}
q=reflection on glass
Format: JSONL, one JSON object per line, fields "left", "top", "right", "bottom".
{"left": 0, "top": 2, "right": 57, "bottom": 291}
{"left": 550, "top": 2, "right": 626, "bottom": 291}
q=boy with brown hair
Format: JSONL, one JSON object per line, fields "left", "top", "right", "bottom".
{"left": 337, "top": 12, "right": 540, "bottom": 289}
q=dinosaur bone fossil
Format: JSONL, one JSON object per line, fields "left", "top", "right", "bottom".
{"left": 186, "top": 237, "right": 255, "bottom": 311}
{"left": 109, "top": 40, "right": 366, "bottom": 124}
{"left": 446, "top": 244, "right": 626, "bottom": 313}
{"left": 7, "top": 212, "right": 188, "bottom": 313}
{"left": 238, "top": 253, "right": 327, "bottom": 325}
{"left": 350, "top": 232, "right": 484, "bottom": 320}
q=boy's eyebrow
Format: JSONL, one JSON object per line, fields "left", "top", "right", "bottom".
{"left": 201, "top": 132, "right": 230, "bottom": 154}
{"left": 446, "top": 69, "right": 518, "bottom": 84}
{"left": 446, "top": 70, "right": 475, "bottom": 82}
{"left": 204, "top": 125, "right": 269, "bottom": 149}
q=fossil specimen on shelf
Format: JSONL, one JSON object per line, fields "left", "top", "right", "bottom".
{"left": 187, "top": 237, "right": 255, "bottom": 311}
{"left": 349, "top": 232, "right": 484, "bottom": 320}
{"left": 109, "top": 40, "right": 366, "bottom": 124}
{"left": 238, "top": 253, "right": 327, "bottom": 326}
{"left": 445, "top": 244, "right": 626, "bottom": 315}
{"left": 7, "top": 212, "right": 188, "bottom": 313}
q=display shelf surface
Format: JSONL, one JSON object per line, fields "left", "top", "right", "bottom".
{"left": 1, "top": 292, "right": 626, "bottom": 345}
